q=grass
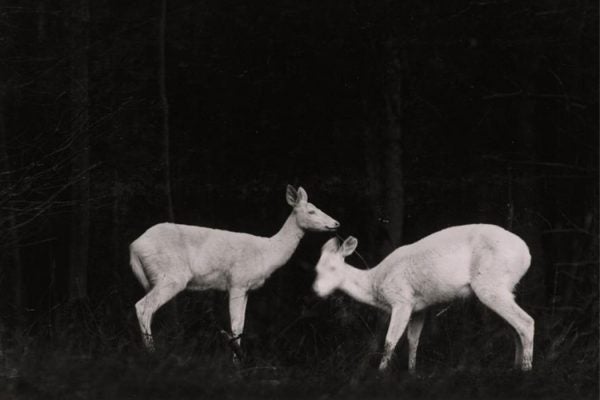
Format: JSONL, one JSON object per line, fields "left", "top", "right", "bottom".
{"left": 0, "top": 297, "right": 596, "bottom": 400}
{"left": 0, "top": 327, "right": 596, "bottom": 400}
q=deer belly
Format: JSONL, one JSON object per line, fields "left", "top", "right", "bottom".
{"left": 413, "top": 283, "right": 473, "bottom": 311}
{"left": 187, "top": 270, "right": 228, "bottom": 291}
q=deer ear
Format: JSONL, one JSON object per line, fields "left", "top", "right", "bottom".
{"left": 296, "top": 186, "right": 308, "bottom": 203}
{"left": 340, "top": 236, "right": 358, "bottom": 256}
{"left": 286, "top": 185, "right": 298, "bottom": 206}
{"left": 322, "top": 237, "right": 340, "bottom": 253}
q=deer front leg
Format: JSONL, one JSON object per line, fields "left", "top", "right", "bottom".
{"left": 407, "top": 311, "right": 425, "bottom": 374}
{"left": 228, "top": 287, "right": 248, "bottom": 365}
{"left": 379, "top": 304, "right": 412, "bottom": 371}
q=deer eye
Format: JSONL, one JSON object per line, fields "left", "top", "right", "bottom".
{"left": 308, "top": 210, "right": 316, "bottom": 215}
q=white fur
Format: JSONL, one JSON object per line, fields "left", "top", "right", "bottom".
{"left": 131, "top": 185, "right": 339, "bottom": 359}
{"left": 313, "top": 224, "right": 534, "bottom": 372}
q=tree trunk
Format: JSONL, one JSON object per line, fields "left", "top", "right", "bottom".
{"left": 353, "top": 41, "right": 407, "bottom": 378}
{"left": 514, "top": 82, "right": 547, "bottom": 309}
{"left": 37, "top": 1, "right": 46, "bottom": 42}
{"left": 111, "top": 169, "right": 121, "bottom": 275}
{"left": 381, "top": 45, "right": 405, "bottom": 255}
{"left": 0, "top": 87, "right": 24, "bottom": 324}
{"left": 362, "top": 123, "right": 384, "bottom": 263}
{"left": 158, "top": 0, "right": 175, "bottom": 222}
{"left": 68, "top": 0, "right": 90, "bottom": 301}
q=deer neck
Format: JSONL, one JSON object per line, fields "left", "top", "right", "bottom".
{"left": 339, "top": 264, "right": 378, "bottom": 308}
{"left": 266, "top": 212, "right": 305, "bottom": 269}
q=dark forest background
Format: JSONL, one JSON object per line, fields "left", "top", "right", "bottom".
{"left": 0, "top": 0, "right": 598, "bottom": 399}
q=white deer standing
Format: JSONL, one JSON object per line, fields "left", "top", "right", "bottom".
{"left": 130, "top": 185, "right": 339, "bottom": 360}
{"left": 313, "top": 224, "right": 534, "bottom": 373}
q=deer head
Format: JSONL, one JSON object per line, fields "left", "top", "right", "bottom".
{"left": 286, "top": 185, "right": 339, "bottom": 232}
{"left": 313, "top": 236, "right": 358, "bottom": 297}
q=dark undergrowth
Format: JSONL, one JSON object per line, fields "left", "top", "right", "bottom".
{"left": 0, "top": 295, "right": 595, "bottom": 400}
{"left": 0, "top": 317, "right": 596, "bottom": 400}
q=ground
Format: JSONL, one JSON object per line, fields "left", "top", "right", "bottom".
{"left": 1, "top": 333, "right": 596, "bottom": 400}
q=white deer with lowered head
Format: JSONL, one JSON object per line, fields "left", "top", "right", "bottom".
{"left": 313, "top": 224, "right": 534, "bottom": 373}
{"left": 130, "top": 185, "right": 339, "bottom": 360}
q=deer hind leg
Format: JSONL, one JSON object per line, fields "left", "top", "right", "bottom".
{"left": 513, "top": 331, "right": 523, "bottom": 368}
{"left": 228, "top": 288, "right": 249, "bottom": 365}
{"left": 471, "top": 285, "right": 534, "bottom": 371}
{"left": 407, "top": 311, "right": 426, "bottom": 374}
{"left": 135, "top": 278, "right": 187, "bottom": 351}
{"left": 379, "top": 304, "right": 412, "bottom": 371}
